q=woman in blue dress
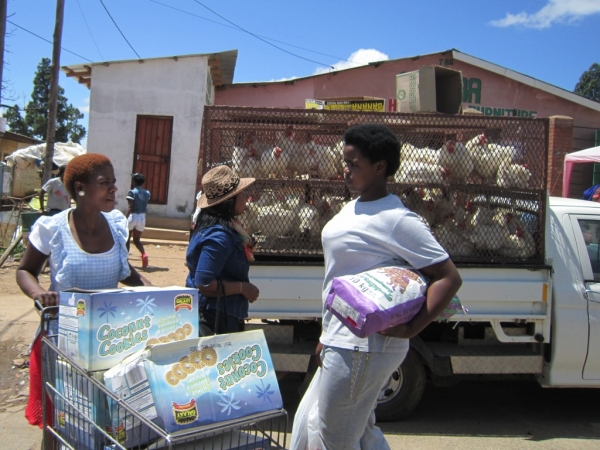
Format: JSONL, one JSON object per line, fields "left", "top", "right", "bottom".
{"left": 186, "top": 165, "right": 259, "bottom": 335}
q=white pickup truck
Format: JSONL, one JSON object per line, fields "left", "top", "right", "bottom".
{"left": 247, "top": 196, "right": 600, "bottom": 420}
{"left": 199, "top": 105, "right": 597, "bottom": 420}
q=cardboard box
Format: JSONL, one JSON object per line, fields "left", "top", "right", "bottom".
{"left": 396, "top": 65, "right": 463, "bottom": 114}
{"left": 104, "top": 330, "right": 283, "bottom": 448}
{"left": 53, "top": 361, "right": 108, "bottom": 450}
{"left": 58, "top": 286, "right": 198, "bottom": 371}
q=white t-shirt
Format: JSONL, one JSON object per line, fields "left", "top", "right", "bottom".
{"left": 42, "top": 177, "right": 71, "bottom": 211}
{"left": 320, "top": 194, "right": 449, "bottom": 353}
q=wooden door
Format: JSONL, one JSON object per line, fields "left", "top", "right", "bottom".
{"left": 132, "top": 116, "right": 173, "bottom": 204}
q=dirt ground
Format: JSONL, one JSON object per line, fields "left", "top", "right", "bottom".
{"left": 0, "top": 243, "right": 191, "bottom": 448}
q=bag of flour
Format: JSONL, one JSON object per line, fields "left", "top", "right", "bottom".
{"left": 325, "top": 266, "right": 466, "bottom": 338}
{"left": 325, "top": 266, "right": 428, "bottom": 338}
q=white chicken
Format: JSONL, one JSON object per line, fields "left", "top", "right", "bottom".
{"left": 400, "top": 143, "right": 440, "bottom": 165}
{"left": 466, "top": 134, "right": 518, "bottom": 185}
{"left": 261, "top": 146, "right": 291, "bottom": 178}
{"left": 433, "top": 214, "right": 474, "bottom": 257}
{"left": 243, "top": 195, "right": 304, "bottom": 246}
{"left": 302, "top": 139, "right": 343, "bottom": 180}
{"left": 488, "top": 143, "right": 519, "bottom": 165}
{"left": 468, "top": 206, "right": 511, "bottom": 251}
{"left": 498, "top": 225, "right": 536, "bottom": 259}
{"left": 437, "top": 140, "right": 473, "bottom": 184}
{"left": 316, "top": 195, "right": 348, "bottom": 229}
{"left": 408, "top": 188, "right": 445, "bottom": 228}
{"left": 276, "top": 125, "right": 296, "bottom": 150}
{"left": 395, "top": 161, "right": 447, "bottom": 185}
{"left": 232, "top": 133, "right": 263, "bottom": 178}
{"left": 496, "top": 161, "right": 531, "bottom": 189}
{"left": 298, "top": 203, "right": 321, "bottom": 241}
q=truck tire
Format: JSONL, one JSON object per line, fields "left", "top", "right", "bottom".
{"left": 374, "top": 349, "right": 426, "bottom": 422}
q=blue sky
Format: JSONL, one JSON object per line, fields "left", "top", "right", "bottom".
{"left": 2, "top": 0, "right": 600, "bottom": 147}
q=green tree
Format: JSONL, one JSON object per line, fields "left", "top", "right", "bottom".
{"left": 3, "top": 58, "right": 86, "bottom": 142}
{"left": 574, "top": 63, "right": 600, "bottom": 103}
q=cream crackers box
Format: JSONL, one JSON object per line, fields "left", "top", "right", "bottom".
{"left": 58, "top": 286, "right": 198, "bottom": 371}
{"left": 103, "top": 330, "right": 283, "bottom": 447}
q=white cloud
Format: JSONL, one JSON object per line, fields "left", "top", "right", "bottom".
{"left": 79, "top": 97, "right": 90, "bottom": 114}
{"left": 265, "top": 49, "right": 389, "bottom": 82}
{"left": 313, "top": 49, "right": 389, "bottom": 75}
{"left": 269, "top": 76, "right": 298, "bottom": 82}
{"left": 490, "top": 0, "right": 600, "bottom": 29}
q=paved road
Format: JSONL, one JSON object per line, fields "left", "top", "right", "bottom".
{"left": 2, "top": 292, "right": 600, "bottom": 449}
{"left": 278, "top": 372, "right": 600, "bottom": 449}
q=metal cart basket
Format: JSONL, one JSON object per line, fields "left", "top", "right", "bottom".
{"left": 39, "top": 307, "right": 288, "bottom": 450}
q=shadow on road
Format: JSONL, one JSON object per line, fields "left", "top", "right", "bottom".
{"left": 378, "top": 379, "right": 600, "bottom": 442}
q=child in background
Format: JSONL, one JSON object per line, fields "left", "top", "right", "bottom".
{"left": 126, "top": 173, "right": 151, "bottom": 268}
{"left": 39, "top": 165, "right": 70, "bottom": 215}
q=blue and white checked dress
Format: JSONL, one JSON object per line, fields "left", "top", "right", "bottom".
{"left": 28, "top": 208, "right": 131, "bottom": 291}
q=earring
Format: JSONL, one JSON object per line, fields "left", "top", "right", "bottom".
{"left": 78, "top": 191, "right": 85, "bottom": 197}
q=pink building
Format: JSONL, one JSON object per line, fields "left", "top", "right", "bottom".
{"left": 215, "top": 49, "right": 600, "bottom": 197}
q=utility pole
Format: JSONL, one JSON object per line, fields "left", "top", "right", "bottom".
{"left": 0, "top": 0, "right": 7, "bottom": 109}
{"left": 43, "top": 0, "right": 65, "bottom": 184}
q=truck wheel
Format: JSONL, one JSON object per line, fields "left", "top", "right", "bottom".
{"left": 375, "top": 349, "right": 426, "bottom": 422}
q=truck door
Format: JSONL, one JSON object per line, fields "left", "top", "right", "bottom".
{"left": 571, "top": 217, "right": 600, "bottom": 379}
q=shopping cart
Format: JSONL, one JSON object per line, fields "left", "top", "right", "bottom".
{"left": 38, "top": 305, "right": 288, "bottom": 450}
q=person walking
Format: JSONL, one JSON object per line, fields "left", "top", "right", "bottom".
{"left": 16, "top": 153, "right": 151, "bottom": 428}
{"left": 314, "top": 124, "right": 462, "bottom": 449}
{"left": 186, "top": 165, "right": 260, "bottom": 335}
{"left": 126, "top": 173, "right": 151, "bottom": 268}
{"left": 38, "top": 165, "right": 71, "bottom": 216}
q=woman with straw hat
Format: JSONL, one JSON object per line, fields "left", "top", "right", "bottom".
{"left": 186, "top": 165, "right": 260, "bottom": 335}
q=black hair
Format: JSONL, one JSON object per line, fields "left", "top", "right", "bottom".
{"left": 343, "top": 124, "right": 400, "bottom": 177}
{"left": 193, "top": 196, "right": 236, "bottom": 234}
{"left": 132, "top": 173, "right": 145, "bottom": 186}
{"left": 58, "top": 165, "right": 66, "bottom": 177}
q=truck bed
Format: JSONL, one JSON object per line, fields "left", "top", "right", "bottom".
{"left": 248, "top": 264, "right": 552, "bottom": 344}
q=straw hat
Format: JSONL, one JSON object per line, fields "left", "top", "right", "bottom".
{"left": 197, "top": 165, "right": 255, "bottom": 208}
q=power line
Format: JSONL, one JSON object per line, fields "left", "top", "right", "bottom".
{"left": 7, "top": 20, "right": 93, "bottom": 62}
{"left": 99, "top": 0, "right": 140, "bottom": 59}
{"left": 192, "top": 0, "right": 334, "bottom": 70}
{"left": 150, "top": 0, "right": 351, "bottom": 65}
{"left": 76, "top": 0, "right": 104, "bottom": 60}
{"left": 155, "top": 1, "right": 400, "bottom": 78}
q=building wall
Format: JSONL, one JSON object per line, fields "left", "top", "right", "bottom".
{"left": 215, "top": 51, "right": 600, "bottom": 151}
{"left": 88, "top": 56, "right": 208, "bottom": 218}
{"left": 0, "top": 137, "right": 41, "bottom": 163}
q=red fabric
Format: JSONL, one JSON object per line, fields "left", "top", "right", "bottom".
{"left": 24, "top": 334, "right": 53, "bottom": 428}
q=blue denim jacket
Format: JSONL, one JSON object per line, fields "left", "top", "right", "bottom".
{"left": 185, "top": 223, "right": 250, "bottom": 319}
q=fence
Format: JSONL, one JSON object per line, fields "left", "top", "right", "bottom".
{"left": 201, "top": 106, "right": 549, "bottom": 265}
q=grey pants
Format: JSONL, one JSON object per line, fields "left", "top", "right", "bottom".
{"left": 319, "top": 345, "right": 408, "bottom": 450}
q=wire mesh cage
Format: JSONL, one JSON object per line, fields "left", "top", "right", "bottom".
{"left": 40, "top": 310, "right": 288, "bottom": 450}
{"left": 200, "top": 106, "right": 549, "bottom": 265}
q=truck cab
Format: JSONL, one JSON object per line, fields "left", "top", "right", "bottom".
{"left": 542, "top": 197, "right": 600, "bottom": 385}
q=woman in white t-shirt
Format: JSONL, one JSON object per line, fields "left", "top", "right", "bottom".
{"left": 316, "top": 124, "right": 462, "bottom": 450}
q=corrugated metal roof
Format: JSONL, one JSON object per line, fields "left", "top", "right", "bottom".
{"left": 61, "top": 50, "right": 238, "bottom": 89}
